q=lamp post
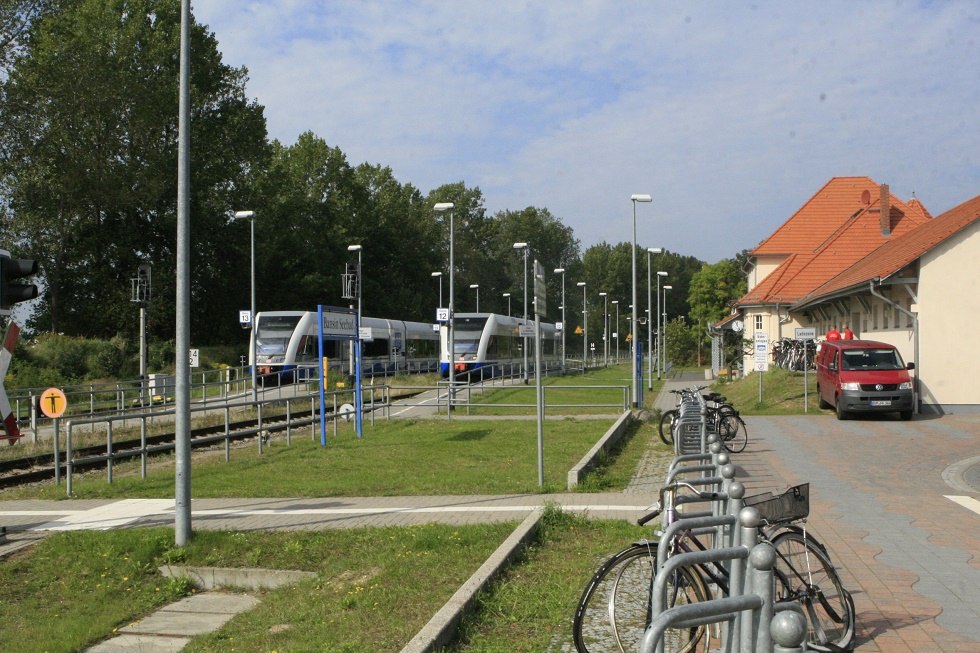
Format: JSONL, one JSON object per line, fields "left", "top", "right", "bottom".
{"left": 514, "top": 242, "right": 529, "bottom": 383}
{"left": 663, "top": 284, "right": 672, "bottom": 377}
{"left": 233, "top": 210, "right": 257, "bottom": 403}
{"left": 599, "top": 292, "right": 608, "bottom": 366}
{"left": 611, "top": 300, "right": 620, "bottom": 362}
{"left": 434, "top": 203, "right": 455, "bottom": 401}
{"left": 469, "top": 284, "right": 480, "bottom": 312}
{"left": 554, "top": 268, "right": 566, "bottom": 369}
{"left": 630, "top": 194, "right": 652, "bottom": 408}
{"left": 431, "top": 271, "right": 443, "bottom": 309}
{"left": 503, "top": 292, "right": 511, "bottom": 317}
{"left": 577, "top": 281, "right": 587, "bottom": 369}
{"left": 657, "top": 270, "right": 668, "bottom": 380}
{"left": 647, "top": 247, "right": 663, "bottom": 389}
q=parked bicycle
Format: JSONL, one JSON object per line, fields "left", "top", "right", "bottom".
{"left": 572, "top": 480, "right": 855, "bottom": 653}
{"left": 658, "top": 387, "right": 748, "bottom": 454}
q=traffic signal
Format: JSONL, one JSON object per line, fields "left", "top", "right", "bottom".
{"left": 0, "top": 249, "right": 39, "bottom": 313}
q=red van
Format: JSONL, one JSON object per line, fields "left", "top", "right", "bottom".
{"left": 815, "top": 340, "right": 915, "bottom": 420}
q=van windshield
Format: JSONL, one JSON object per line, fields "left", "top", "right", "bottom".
{"left": 840, "top": 349, "right": 904, "bottom": 371}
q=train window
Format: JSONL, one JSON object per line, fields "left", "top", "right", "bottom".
{"left": 363, "top": 338, "right": 390, "bottom": 358}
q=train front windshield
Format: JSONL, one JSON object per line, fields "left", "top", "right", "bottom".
{"left": 453, "top": 316, "right": 487, "bottom": 356}
{"left": 256, "top": 315, "right": 301, "bottom": 357}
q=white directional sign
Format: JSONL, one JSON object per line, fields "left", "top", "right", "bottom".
{"left": 754, "top": 332, "right": 769, "bottom": 372}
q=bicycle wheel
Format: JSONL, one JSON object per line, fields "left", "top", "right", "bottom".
{"left": 771, "top": 531, "right": 856, "bottom": 651}
{"left": 658, "top": 409, "right": 678, "bottom": 445}
{"left": 572, "top": 542, "right": 708, "bottom": 653}
{"left": 719, "top": 413, "right": 747, "bottom": 453}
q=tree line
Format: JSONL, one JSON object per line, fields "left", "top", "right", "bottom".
{"left": 0, "top": 0, "right": 745, "bottom": 371}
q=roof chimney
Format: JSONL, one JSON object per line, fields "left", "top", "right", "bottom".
{"left": 879, "top": 183, "right": 890, "bottom": 236}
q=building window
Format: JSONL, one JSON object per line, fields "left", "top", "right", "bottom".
{"left": 872, "top": 304, "right": 879, "bottom": 329}
{"left": 755, "top": 315, "right": 763, "bottom": 331}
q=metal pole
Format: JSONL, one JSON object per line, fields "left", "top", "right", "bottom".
{"left": 630, "top": 194, "right": 651, "bottom": 408}
{"left": 579, "top": 282, "right": 587, "bottom": 370}
{"left": 647, "top": 254, "right": 653, "bottom": 390}
{"left": 657, "top": 273, "right": 662, "bottom": 380}
{"left": 249, "top": 217, "right": 257, "bottom": 403}
{"left": 519, "top": 245, "right": 529, "bottom": 383}
{"left": 560, "top": 270, "right": 566, "bottom": 369}
{"left": 434, "top": 203, "right": 455, "bottom": 407}
{"left": 174, "top": 0, "right": 192, "bottom": 546}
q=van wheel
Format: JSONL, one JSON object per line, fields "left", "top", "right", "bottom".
{"left": 835, "top": 398, "right": 848, "bottom": 420}
{"left": 899, "top": 410, "right": 913, "bottom": 421}
{"left": 817, "top": 385, "right": 831, "bottom": 409}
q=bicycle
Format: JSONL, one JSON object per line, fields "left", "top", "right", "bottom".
{"left": 658, "top": 388, "right": 748, "bottom": 454}
{"left": 572, "top": 480, "right": 855, "bottom": 653}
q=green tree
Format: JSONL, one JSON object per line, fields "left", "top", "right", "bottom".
{"left": 0, "top": 0, "right": 268, "bottom": 343}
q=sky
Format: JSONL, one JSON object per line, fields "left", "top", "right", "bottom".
{"left": 193, "top": 1, "right": 979, "bottom": 264}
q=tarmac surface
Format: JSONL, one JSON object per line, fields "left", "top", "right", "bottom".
{"left": 1, "top": 371, "right": 978, "bottom": 652}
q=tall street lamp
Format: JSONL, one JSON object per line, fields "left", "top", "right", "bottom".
{"left": 431, "top": 271, "right": 443, "bottom": 309}
{"left": 599, "top": 291, "right": 608, "bottom": 366}
{"left": 657, "top": 270, "right": 668, "bottom": 380}
{"left": 577, "top": 281, "right": 587, "bottom": 369}
{"left": 434, "top": 203, "right": 455, "bottom": 398}
{"left": 663, "top": 284, "right": 673, "bottom": 377}
{"left": 611, "top": 300, "right": 620, "bottom": 362}
{"left": 647, "top": 247, "right": 663, "bottom": 389}
{"left": 469, "top": 284, "right": 480, "bottom": 312}
{"left": 514, "top": 242, "right": 530, "bottom": 383}
{"left": 233, "top": 210, "right": 257, "bottom": 403}
{"left": 554, "top": 267, "right": 566, "bottom": 369}
{"left": 630, "top": 193, "right": 652, "bottom": 408}
{"left": 503, "top": 292, "right": 511, "bottom": 316}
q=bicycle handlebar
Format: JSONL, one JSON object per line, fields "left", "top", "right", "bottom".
{"left": 637, "top": 480, "right": 723, "bottom": 526}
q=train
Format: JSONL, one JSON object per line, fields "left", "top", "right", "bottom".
{"left": 440, "top": 312, "right": 561, "bottom": 378}
{"left": 249, "top": 311, "right": 440, "bottom": 384}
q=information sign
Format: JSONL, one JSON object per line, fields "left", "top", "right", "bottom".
{"left": 754, "top": 332, "right": 769, "bottom": 372}
{"left": 239, "top": 310, "right": 251, "bottom": 325}
{"left": 436, "top": 307, "right": 450, "bottom": 322}
{"left": 321, "top": 309, "right": 357, "bottom": 338}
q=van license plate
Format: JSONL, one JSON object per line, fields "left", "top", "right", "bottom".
{"left": 870, "top": 400, "right": 891, "bottom": 406}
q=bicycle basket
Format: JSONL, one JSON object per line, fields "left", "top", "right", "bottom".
{"left": 744, "top": 483, "right": 809, "bottom": 525}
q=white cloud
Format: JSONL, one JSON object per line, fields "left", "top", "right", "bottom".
{"left": 193, "top": 0, "right": 980, "bottom": 262}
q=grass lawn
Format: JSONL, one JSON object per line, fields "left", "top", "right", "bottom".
{"left": 0, "top": 522, "right": 516, "bottom": 653}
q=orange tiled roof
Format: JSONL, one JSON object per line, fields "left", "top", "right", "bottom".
{"left": 740, "top": 177, "right": 931, "bottom": 305}
{"left": 798, "top": 193, "right": 980, "bottom": 305}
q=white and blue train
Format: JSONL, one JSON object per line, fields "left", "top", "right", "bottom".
{"left": 250, "top": 311, "right": 440, "bottom": 384}
{"left": 440, "top": 313, "right": 561, "bottom": 378}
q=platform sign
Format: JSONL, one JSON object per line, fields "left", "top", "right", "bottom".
{"left": 321, "top": 309, "right": 357, "bottom": 338}
{"left": 239, "top": 310, "right": 251, "bottom": 325}
{"left": 436, "top": 307, "right": 450, "bottom": 322}
{"left": 189, "top": 348, "right": 199, "bottom": 368}
{"left": 39, "top": 387, "right": 68, "bottom": 419}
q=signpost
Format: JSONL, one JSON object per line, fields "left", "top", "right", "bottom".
{"left": 754, "top": 332, "right": 769, "bottom": 403}
{"left": 40, "top": 387, "right": 68, "bottom": 484}
{"left": 316, "top": 305, "right": 361, "bottom": 443}
{"left": 795, "top": 327, "right": 817, "bottom": 413}
{"left": 532, "top": 260, "right": 547, "bottom": 487}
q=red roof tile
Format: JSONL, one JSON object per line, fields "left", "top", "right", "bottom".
{"left": 741, "top": 177, "right": 932, "bottom": 305}
{"left": 799, "top": 193, "right": 980, "bottom": 304}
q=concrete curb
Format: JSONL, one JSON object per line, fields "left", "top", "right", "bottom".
{"left": 159, "top": 565, "right": 317, "bottom": 591}
{"left": 566, "top": 410, "right": 634, "bottom": 489}
{"left": 399, "top": 508, "right": 544, "bottom": 653}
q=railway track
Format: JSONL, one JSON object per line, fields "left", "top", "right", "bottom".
{"left": 0, "top": 410, "right": 319, "bottom": 490}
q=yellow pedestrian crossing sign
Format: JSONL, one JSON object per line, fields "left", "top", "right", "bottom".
{"left": 40, "top": 387, "right": 68, "bottom": 418}
{"left": 575, "top": 325, "right": 583, "bottom": 335}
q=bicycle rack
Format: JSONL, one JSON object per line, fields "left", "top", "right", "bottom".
{"left": 643, "top": 385, "right": 812, "bottom": 652}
